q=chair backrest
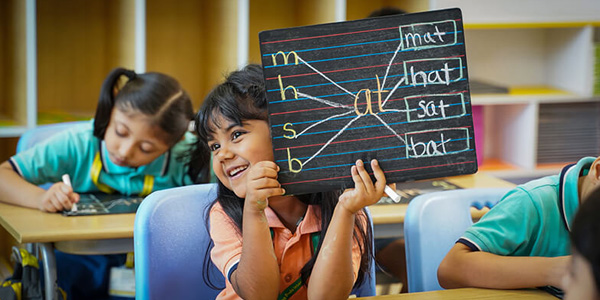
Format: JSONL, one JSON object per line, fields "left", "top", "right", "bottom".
{"left": 404, "top": 187, "right": 512, "bottom": 293}
{"left": 134, "top": 183, "right": 376, "bottom": 299}
{"left": 16, "top": 121, "right": 87, "bottom": 153}
{"left": 134, "top": 183, "right": 224, "bottom": 300}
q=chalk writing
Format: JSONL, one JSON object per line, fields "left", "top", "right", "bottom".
{"left": 260, "top": 8, "right": 477, "bottom": 195}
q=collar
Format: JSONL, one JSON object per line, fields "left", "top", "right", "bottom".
{"left": 265, "top": 204, "right": 321, "bottom": 234}
{"left": 558, "top": 157, "right": 595, "bottom": 231}
{"left": 99, "top": 140, "right": 170, "bottom": 176}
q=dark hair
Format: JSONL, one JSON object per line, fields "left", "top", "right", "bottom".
{"left": 367, "top": 6, "right": 407, "bottom": 18}
{"left": 94, "top": 67, "right": 208, "bottom": 182}
{"left": 570, "top": 186, "right": 600, "bottom": 292}
{"left": 94, "top": 67, "right": 193, "bottom": 146}
{"left": 197, "top": 64, "right": 373, "bottom": 290}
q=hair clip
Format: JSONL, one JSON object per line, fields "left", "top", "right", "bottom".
{"left": 188, "top": 120, "right": 196, "bottom": 132}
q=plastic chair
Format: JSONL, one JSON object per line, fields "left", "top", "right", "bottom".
{"left": 134, "top": 183, "right": 224, "bottom": 300}
{"left": 16, "top": 121, "right": 87, "bottom": 153}
{"left": 134, "top": 183, "right": 376, "bottom": 299}
{"left": 404, "top": 187, "right": 512, "bottom": 293}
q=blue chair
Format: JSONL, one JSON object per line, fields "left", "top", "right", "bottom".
{"left": 403, "top": 187, "right": 511, "bottom": 293}
{"left": 16, "top": 121, "right": 87, "bottom": 153}
{"left": 134, "top": 183, "right": 376, "bottom": 299}
{"left": 134, "top": 183, "right": 224, "bottom": 300}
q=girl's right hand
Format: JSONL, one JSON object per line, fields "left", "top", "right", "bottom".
{"left": 39, "top": 182, "right": 80, "bottom": 212}
{"left": 244, "top": 161, "right": 285, "bottom": 212}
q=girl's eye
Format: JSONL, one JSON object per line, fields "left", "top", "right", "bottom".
{"left": 140, "top": 145, "right": 154, "bottom": 154}
{"left": 115, "top": 129, "right": 127, "bottom": 137}
{"left": 208, "top": 143, "right": 220, "bottom": 152}
{"left": 232, "top": 131, "right": 244, "bottom": 140}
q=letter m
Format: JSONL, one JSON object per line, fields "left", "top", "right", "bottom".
{"left": 271, "top": 51, "right": 299, "bottom": 66}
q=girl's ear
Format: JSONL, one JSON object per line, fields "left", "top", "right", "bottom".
{"left": 592, "top": 157, "right": 600, "bottom": 182}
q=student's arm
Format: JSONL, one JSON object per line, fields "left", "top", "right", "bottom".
{"left": 438, "top": 243, "right": 570, "bottom": 289}
{"left": 229, "top": 161, "right": 283, "bottom": 300}
{"left": 308, "top": 159, "right": 386, "bottom": 299}
{"left": 0, "top": 161, "right": 78, "bottom": 212}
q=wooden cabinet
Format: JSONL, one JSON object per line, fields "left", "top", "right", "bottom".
{"left": 1, "top": 0, "right": 599, "bottom": 176}
{"left": 431, "top": 0, "right": 600, "bottom": 177}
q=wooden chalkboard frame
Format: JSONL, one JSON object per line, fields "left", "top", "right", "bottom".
{"left": 259, "top": 8, "right": 477, "bottom": 195}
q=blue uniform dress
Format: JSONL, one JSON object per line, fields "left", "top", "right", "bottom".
{"left": 9, "top": 120, "right": 198, "bottom": 299}
{"left": 458, "top": 156, "right": 595, "bottom": 257}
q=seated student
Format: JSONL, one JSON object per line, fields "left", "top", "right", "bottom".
{"left": 563, "top": 185, "right": 600, "bottom": 300}
{"left": 437, "top": 156, "right": 600, "bottom": 289}
{"left": 0, "top": 67, "right": 211, "bottom": 299}
{"left": 197, "top": 64, "right": 389, "bottom": 299}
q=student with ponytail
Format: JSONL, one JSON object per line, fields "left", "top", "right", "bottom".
{"left": 0, "top": 67, "right": 211, "bottom": 298}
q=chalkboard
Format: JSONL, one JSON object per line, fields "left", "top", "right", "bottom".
{"left": 62, "top": 193, "right": 144, "bottom": 216}
{"left": 259, "top": 8, "right": 477, "bottom": 196}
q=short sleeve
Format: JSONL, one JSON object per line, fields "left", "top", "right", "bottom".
{"left": 460, "top": 188, "right": 541, "bottom": 255}
{"left": 10, "top": 128, "right": 87, "bottom": 186}
{"left": 209, "top": 203, "right": 243, "bottom": 283}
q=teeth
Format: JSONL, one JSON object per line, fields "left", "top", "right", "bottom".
{"left": 228, "top": 166, "right": 248, "bottom": 177}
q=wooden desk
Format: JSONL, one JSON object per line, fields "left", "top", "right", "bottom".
{"left": 356, "top": 288, "right": 556, "bottom": 299}
{"left": 369, "top": 173, "right": 516, "bottom": 238}
{"left": 0, "top": 172, "right": 514, "bottom": 299}
{"left": 0, "top": 204, "right": 135, "bottom": 300}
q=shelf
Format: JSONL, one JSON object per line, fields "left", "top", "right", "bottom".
{"left": 37, "top": 110, "right": 93, "bottom": 125}
{"left": 465, "top": 22, "right": 600, "bottom": 30}
{"left": 478, "top": 159, "right": 561, "bottom": 178}
{"left": 432, "top": 0, "right": 600, "bottom": 25}
{"left": 478, "top": 158, "right": 519, "bottom": 172}
{"left": 471, "top": 86, "right": 588, "bottom": 105}
{"left": 0, "top": 126, "right": 27, "bottom": 138}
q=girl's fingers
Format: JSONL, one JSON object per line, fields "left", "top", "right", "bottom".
{"left": 56, "top": 192, "right": 71, "bottom": 209}
{"left": 251, "top": 177, "right": 282, "bottom": 190}
{"left": 49, "top": 194, "right": 64, "bottom": 212}
{"left": 355, "top": 159, "right": 375, "bottom": 194}
{"left": 350, "top": 165, "right": 364, "bottom": 191}
{"left": 250, "top": 166, "right": 279, "bottom": 180}
{"left": 371, "top": 159, "right": 386, "bottom": 192}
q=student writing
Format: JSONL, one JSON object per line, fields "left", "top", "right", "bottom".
{"left": 196, "top": 64, "right": 388, "bottom": 299}
{"left": 563, "top": 185, "right": 600, "bottom": 300}
{"left": 0, "top": 67, "right": 210, "bottom": 298}
{"left": 438, "top": 156, "right": 600, "bottom": 290}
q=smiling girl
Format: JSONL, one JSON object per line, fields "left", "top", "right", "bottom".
{"left": 197, "top": 64, "right": 387, "bottom": 299}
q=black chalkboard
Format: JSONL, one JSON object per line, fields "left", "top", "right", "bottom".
{"left": 259, "top": 8, "right": 477, "bottom": 196}
{"left": 62, "top": 193, "right": 143, "bottom": 216}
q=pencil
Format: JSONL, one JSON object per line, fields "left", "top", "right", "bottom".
{"left": 384, "top": 185, "right": 401, "bottom": 203}
{"left": 62, "top": 174, "right": 77, "bottom": 212}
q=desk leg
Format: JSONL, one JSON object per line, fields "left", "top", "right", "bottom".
{"left": 39, "top": 242, "right": 58, "bottom": 300}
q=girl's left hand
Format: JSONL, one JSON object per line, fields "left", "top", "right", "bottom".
{"left": 338, "top": 159, "right": 386, "bottom": 214}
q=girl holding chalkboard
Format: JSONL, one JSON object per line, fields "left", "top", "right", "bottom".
{"left": 197, "top": 64, "right": 386, "bottom": 299}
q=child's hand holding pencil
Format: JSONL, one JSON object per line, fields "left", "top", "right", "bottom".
{"left": 37, "top": 174, "right": 80, "bottom": 213}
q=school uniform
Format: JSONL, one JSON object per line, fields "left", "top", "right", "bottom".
{"left": 210, "top": 203, "right": 364, "bottom": 300}
{"left": 10, "top": 120, "right": 196, "bottom": 194}
{"left": 458, "top": 156, "right": 595, "bottom": 257}
{"left": 9, "top": 120, "right": 198, "bottom": 300}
